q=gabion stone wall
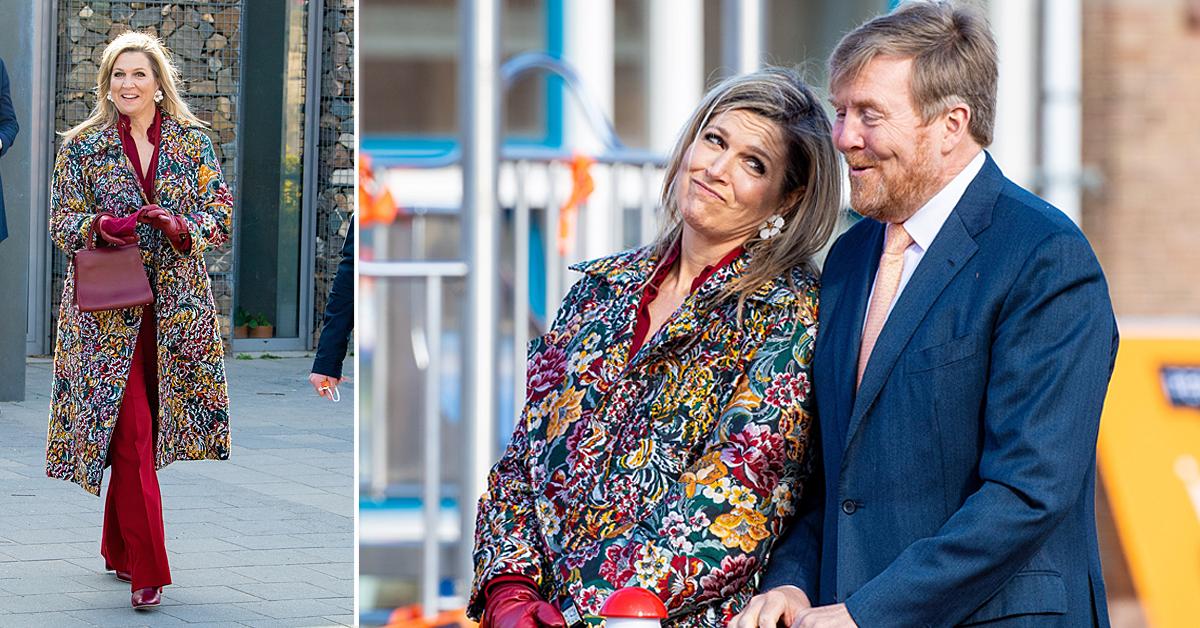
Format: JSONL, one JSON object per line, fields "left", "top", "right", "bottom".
{"left": 54, "top": 0, "right": 241, "bottom": 345}
{"left": 312, "top": 0, "right": 355, "bottom": 348}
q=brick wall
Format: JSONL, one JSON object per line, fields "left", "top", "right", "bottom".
{"left": 1082, "top": 0, "right": 1200, "bottom": 318}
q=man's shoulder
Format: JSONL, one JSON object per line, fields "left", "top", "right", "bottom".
{"left": 990, "top": 179, "right": 1091, "bottom": 250}
{"left": 826, "top": 216, "right": 881, "bottom": 264}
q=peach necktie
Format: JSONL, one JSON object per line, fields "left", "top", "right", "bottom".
{"left": 857, "top": 223, "right": 913, "bottom": 388}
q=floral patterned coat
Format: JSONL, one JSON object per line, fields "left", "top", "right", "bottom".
{"left": 470, "top": 246, "right": 819, "bottom": 627}
{"left": 45, "top": 112, "right": 232, "bottom": 496}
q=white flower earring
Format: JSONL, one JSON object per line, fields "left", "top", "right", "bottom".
{"left": 759, "top": 214, "right": 785, "bottom": 240}
{"left": 154, "top": 90, "right": 164, "bottom": 103}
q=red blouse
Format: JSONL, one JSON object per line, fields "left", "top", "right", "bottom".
{"left": 118, "top": 108, "right": 189, "bottom": 252}
{"left": 628, "top": 243, "right": 745, "bottom": 359}
{"left": 117, "top": 108, "right": 161, "bottom": 203}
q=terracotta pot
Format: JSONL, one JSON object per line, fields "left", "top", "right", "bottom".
{"left": 234, "top": 325, "right": 249, "bottom": 338}
{"left": 249, "top": 325, "right": 274, "bottom": 339}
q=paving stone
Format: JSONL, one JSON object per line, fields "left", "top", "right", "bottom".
{"left": 1, "top": 357, "right": 352, "bottom": 622}
{"left": 230, "top": 581, "right": 342, "bottom": 601}
{"left": 0, "top": 575, "right": 99, "bottom": 595}
{"left": 0, "top": 612, "right": 95, "bottom": 627}
{"left": 233, "top": 599, "right": 347, "bottom": 620}
{"left": 167, "top": 584, "right": 264, "bottom": 605}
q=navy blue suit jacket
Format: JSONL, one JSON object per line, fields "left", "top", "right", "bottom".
{"left": 0, "top": 58, "right": 19, "bottom": 243}
{"left": 312, "top": 216, "right": 354, "bottom": 379}
{"left": 763, "top": 155, "right": 1118, "bottom": 627}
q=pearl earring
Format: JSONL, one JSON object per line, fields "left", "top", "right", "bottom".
{"left": 759, "top": 214, "right": 785, "bottom": 240}
{"left": 154, "top": 90, "right": 163, "bottom": 103}
{"left": 106, "top": 93, "right": 114, "bottom": 102}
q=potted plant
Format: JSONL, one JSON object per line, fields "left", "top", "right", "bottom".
{"left": 248, "top": 313, "right": 274, "bottom": 338}
{"left": 234, "top": 308, "right": 250, "bottom": 338}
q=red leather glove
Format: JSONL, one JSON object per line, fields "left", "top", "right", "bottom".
{"left": 136, "top": 204, "right": 162, "bottom": 224}
{"left": 482, "top": 579, "right": 567, "bottom": 628}
{"left": 142, "top": 206, "right": 191, "bottom": 251}
{"left": 96, "top": 214, "right": 138, "bottom": 246}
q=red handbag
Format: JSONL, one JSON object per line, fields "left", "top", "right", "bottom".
{"left": 74, "top": 217, "right": 153, "bottom": 312}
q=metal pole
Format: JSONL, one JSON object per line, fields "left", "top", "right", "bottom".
{"left": 1041, "top": 0, "right": 1082, "bottom": 224}
{"left": 647, "top": 0, "right": 703, "bottom": 154}
{"left": 989, "top": 0, "right": 1038, "bottom": 190}
{"left": 459, "top": 0, "right": 501, "bottom": 599}
{"left": 514, "top": 161, "right": 531, "bottom": 407}
{"left": 299, "top": 0, "right": 326, "bottom": 350}
{"left": 423, "top": 277, "right": 444, "bottom": 620}
{"left": 370, "top": 227, "right": 390, "bottom": 500}
{"left": 722, "top": 0, "right": 763, "bottom": 76}
{"left": 25, "top": 0, "right": 56, "bottom": 357}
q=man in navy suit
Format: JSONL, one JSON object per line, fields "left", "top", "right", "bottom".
{"left": 0, "top": 57, "right": 19, "bottom": 243}
{"left": 732, "top": 2, "right": 1117, "bottom": 626}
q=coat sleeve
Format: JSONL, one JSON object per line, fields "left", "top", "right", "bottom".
{"left": 0, "top": 60, "right": 17, "bottom": 157}
{"left": 468, "top": 275, "right": 598, "bottom": 620}
{"left": 49, "top": 139, "right": 101, "bottom": 254}
{"left": 554, "top": 291, "right": 818, "bottom": 620}
{"left": 844, "top": 230, "right": 1117, "bottom": 627}
{"left": 759, "top": 416, "right": 823, "bottom": 598}
{"left": 174, "top": 129, "right": 232, "bottom": 256}
{"left": 311, "top": 218, "right": 355, "bottom": 379}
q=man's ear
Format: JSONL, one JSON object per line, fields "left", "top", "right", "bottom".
{"left": 941, "top": 103, "right": 972, "bottom": 153}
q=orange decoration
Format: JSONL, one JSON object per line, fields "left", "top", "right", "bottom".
{"left": 557, "top": 154, "right": 595, "bottom": 255}
{"left": 359, "top": 153, "right": 400, "bottom": 227}
{"left": 384, "top": 605, "right": 474, "bottom": 628}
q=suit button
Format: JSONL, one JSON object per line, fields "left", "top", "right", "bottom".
{"left": 841, "top": 500, "right": 857, "bottom": 515}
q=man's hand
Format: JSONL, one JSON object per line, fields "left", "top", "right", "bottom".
{"left": 309, "top": 373, "right": 344, "bottom": 401}
{"left": 729, "top": 586, "right": 812, "bottom": 628}
{"left": 792, "top": 603, "right": 856, "bottom": 628}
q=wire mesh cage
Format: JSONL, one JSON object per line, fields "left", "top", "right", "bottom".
{"left": 312, "top": 0, "right": 355, "bottom": 348}
{"left": 52, "top": 0, "right": 242, "bottom": 346}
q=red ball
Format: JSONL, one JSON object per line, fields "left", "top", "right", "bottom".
{"left": 599, "top": 587, "right": 668, "bottom": 619}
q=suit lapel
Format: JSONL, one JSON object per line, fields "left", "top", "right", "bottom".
{"left": 842, "top": 154, "right": 1002, "bottom": 452}
{"left": 822, "top": 222, "right": 883, "bottom": 455}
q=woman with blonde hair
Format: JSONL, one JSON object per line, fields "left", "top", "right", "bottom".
{"left": 45, "top": 30, "right": 232, "bottom": 609}
{"left": 469, "top": 66, "right": 842, "bottom": 628}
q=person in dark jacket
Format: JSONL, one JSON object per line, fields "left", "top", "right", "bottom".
{"left": 309, "top": 216, "right": 354, "bottom": 400}
{"left": 0, "top": 56, "right": 20, "bottom": 243}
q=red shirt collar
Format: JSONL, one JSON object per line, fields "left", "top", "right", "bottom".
{"left": 117, "top": 108, "right": 162, "bottom": 203}
{"left": 648, "top": 241, "right": 745, "bottom": 295}
{"left": 117, "top": 107, "right": 162, "bottom": 145}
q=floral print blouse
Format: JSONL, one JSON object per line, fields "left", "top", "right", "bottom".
{"left": 469, "top": 245, "right": 819, "bottom": 627}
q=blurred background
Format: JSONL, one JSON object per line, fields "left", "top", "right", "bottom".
{"left": 356, "top": 1, "right": 1200, "bottom": 626}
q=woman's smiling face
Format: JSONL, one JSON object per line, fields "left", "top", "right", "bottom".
{"left": 675, "top": 108, "right": 793, "bottom": 245}
{"left": 108, "top": 51, "right": 158, "bottom": 120}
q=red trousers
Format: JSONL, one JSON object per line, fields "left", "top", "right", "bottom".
{"left": 100, "top": 309, "right": 171, "bottom": 591}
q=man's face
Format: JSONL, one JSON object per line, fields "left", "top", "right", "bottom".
{"left": 831, "top": 56, "right": 943, "bottom": 223}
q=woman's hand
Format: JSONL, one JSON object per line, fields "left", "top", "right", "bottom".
{"left": 141, "top": 205, "right": 191, "bottom": 250}
{"left": 96, "top": 215, "right": 138, "bottom": 246}
{"left": 482, "top": 580, "right": 567, "bottom": 628}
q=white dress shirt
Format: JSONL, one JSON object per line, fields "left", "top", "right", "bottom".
{"left": 865, "top": 150, "right": 986, "bottom": 326}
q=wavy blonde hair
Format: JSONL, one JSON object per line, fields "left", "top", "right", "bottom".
{"left": 61, "top": 31, "right": 208, "bottom": 140}
{"left": 652, "top": 67, "right": 842, "bottom": 308}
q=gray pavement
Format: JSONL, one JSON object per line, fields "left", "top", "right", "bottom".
{"left": 0, "top": 355, "right": 355, "bottom": 627}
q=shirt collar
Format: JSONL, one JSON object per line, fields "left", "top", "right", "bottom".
{"left": 901, "top": 150, "right": 986, "bottom": 252}
{"left": 117, "top": 107, "right": 163, "bottom": 144}
{"left": 649, "top": 240, "right": 745, "bottom": 295}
